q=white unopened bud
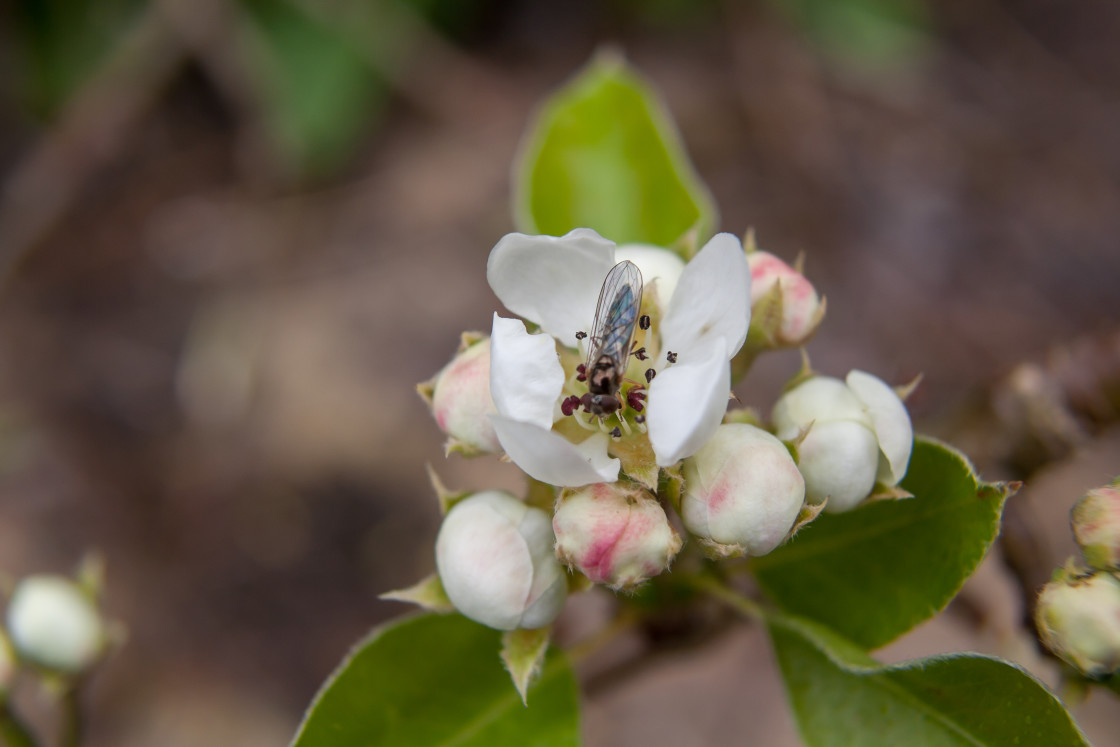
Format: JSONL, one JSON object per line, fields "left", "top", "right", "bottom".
{"left": 1071, "top": 483, "right": 1120, "bottom": 571}
{"left": 420, "top": 336, "right": 500, "bottom": 455}
{"left": 681, "top": 424, "right": 805, "bottom": 557}
{"left": 747, "top": 251, "right": 823, "bottom": 347}
{"left": 772, "top": 371, "right": 913, "bottom": 513}
{"left": 614, "top": 244, "right": 685, "bottom": 312}
{"left": 8, "top": 575, "right": 106, "bottom": 673}
{"left": 553, "top": 483, "right": 681, "bottom": 590}
{"left": 1036, "top": 569, "right": 1120, "bottom": 677}
{"left": 436, "top": 491, "right": 567, "bottom": 630}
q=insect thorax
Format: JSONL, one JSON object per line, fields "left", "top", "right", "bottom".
{"left": 587, "top": 354, "right": 620, "bottom": 396}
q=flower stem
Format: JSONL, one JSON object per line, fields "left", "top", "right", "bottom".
{"left": 565, "top": 608, "right": 639, "bottom": 665}
{"left": 0, "top": 704, "right": 39, "bottom": 747}
{"left": 690, "top": 574, "right": 766, "bottom": 622}
{"left": 58, "top": 686, "right": 82, "bottom": 747}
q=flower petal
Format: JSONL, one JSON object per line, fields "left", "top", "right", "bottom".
{"left": 647, "top": 338, "right": 730, "bottom": 467}
{"left": 490, "top": 415, "right": 620, "bottom": 486}
{"left": 846, "top": 370, "right": 914, "bottom": 486}
{"left": 486, "top": 229, "right": 616, "bottom": 344}
{"left": 659, "top": 233, "right": 751, "bottom": 360}
{"left": 614, "top": 244, "right": 685, "bottom": 314}
{"left": 490, "top": 314, "right": 565, "bottom": 429}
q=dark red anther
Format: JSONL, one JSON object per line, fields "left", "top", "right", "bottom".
{"left": 632, "top": 347, "right": 648, "bottom": 361}
{"left": 575, "top": 331, "right": 587, "bottom": 340}
{"left": 645, "top": 368, "right": 657, "bottom": 383}
{"left": 561, "top": 395, "right": 582, "bottom": 416}
{"left": 666, "top": 351, "right": 678, "bottom": 364}
{"left": 576, "top": 363, "right": 587, "bottom": 382}
{"left": 627, "top": 388, "right": 646, "bottom": 412}
{"left": 639, "top": 314, "right": 651, "bottom": 331}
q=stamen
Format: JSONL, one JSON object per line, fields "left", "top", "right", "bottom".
{"left": 639, "top": 314, "right": 651, "bottom": 331}
{"left": 627, "top": 388, "right": 646, "bottom": 412}
{"left": 575, "top": 331, "right": 587, "bottom": 341}
{"left": 598, "top": 419, "right": 612, "bottom": 435}
{"left": 645, "top": 368, "right": 657, "bottom": 383}
{"left": 561, "top": 395, "right": 582, "bottom": 416}
{"left": 571, "top": 413, "right": 598, "bottom": 432}
{"left": 610, "top": 426, "right": 622, "bottom": 439}
{"left": 631, "top": 346, "right": 648, "bottom": 361}
{"left": 635, "top": 414, "right": 646, "bottom": 424}
{"left": 615, "top": 412, "right": 632, "bottom": 436}
{"left": 575, "top": 363, "right": 587, "bottom": 383}
{"left": 666, "top": 351, "right": 678, "bottom": 364}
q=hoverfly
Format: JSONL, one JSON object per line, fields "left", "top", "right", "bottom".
{"left": 582, "top": 260, "right": 643, "bottom": 417}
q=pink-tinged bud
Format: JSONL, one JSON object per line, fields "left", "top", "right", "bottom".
{"left": 1036, "top": 568, "right": 1120, "bottom": 677}
{"left": 553, "top": 483, "right": 681, "bottom": 590}
{"left": 419, "top": 336, "right": 500, "bottom": 455}
{"left": 1071, "top": 482, "right": 1120, "bottom": 571}
{"left": 747, "top": 251, "right": 824, "bottom": 348}
{"left": 436, "top": 491, "right": 567, "bottom": 631}
{"left": 681, "top": 424, "right": 805, "bottom": 557}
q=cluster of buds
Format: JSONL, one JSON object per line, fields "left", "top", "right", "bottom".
{"left": 407, "top": 226, "right": 916, "bottom": 635}
{"left": 1036, "top": 479, "right": 1120, "bottom": 678}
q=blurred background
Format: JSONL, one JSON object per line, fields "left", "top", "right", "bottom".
{"left": 0, "top": 0, "right": 1119, "bottom": 744}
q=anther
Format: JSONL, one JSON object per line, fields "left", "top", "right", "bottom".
{"left": 627, "top": 388, "right": 646, "bottom": 412}
{"left": 645, "top": 368, "right": 657, "bottom": 383}
{"left": 666, "top": 351, "right": 678, "bottom": 364}
{"left": 576, "top": 363, "right": 587, "bottom": 383}
{"left": 632, "top": 346, "right": 648, "bottom": 361}
{"left": 561, "top": 395, "right": 582, "bottom": 417}
{"left": 635, "top": 414, "right": 646, "bottom": 424}
{"left": 610, "top": 426, "right": 622, "bottom": 439}
{"left": 639, "top": 314, "right": 651, "bottom": 331}
{"left": 575, "top": 331, "right": 587, "bottom": 341}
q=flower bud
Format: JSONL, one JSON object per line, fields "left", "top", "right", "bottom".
{"left": 681, "top": 424, "right": 805, "bottom": 557}
{"left": 773, "top": 376, "right": 878, "bottom": 512}
{"left": 419, "top": 335, "right": 500, "bottom": 455}
{"left": 1071, "top": 482, "right": 1120, "bottom": 571}
{"left": 1036, "top": 568, "right": 1120, "bottom": 677}
{"left": 747, "top": 251, "right": 824, "bottom": 347}
{"left": 436, "top": 491, "right": 567, "bottom": 630}
{"left": 553, "top": 483, "right": 681, "bottom": 590}
{"left": 7, "top": 575, "right": 106, "bottom": 673}
{"left": 772, "top": 371, "right": 913, "bottom": 513}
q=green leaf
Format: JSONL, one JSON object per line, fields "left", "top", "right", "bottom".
{"left": 768, "top": 614, "right": 1090, "bottom": 747}
{"left": 241, "top": 0, "right": 386, "bottom": 180}
{"left": 752, "top": 437, "right": 1017, "bottom": 649}
{"left": 290, "top": 614, "right": 580, "bottom": 747}
{"left": 514, "top": 50, "right": 717, "bottom": 251}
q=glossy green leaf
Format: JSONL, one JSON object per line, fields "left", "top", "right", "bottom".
{"left": 768, "top": 614, "right": 1089, "bottom": 746}
{"left": 514, "top": 51, "right": 716, "bottom": 250}
{"left": 752, "top": 437, "right": 1017, "bottom": 649}
{"left": 290, "top": 614, "right": 579, "bottom": 747}
{"left": 242, "top": 0, "right": 386, "bottom": 179}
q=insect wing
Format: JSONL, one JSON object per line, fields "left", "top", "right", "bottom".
{"left": 587, "top": 260, "right": 644, "bottom": 371}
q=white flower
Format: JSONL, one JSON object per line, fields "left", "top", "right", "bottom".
{"left": 7, "top": 575, "right": 106, "bottom": 673}
{"left": 436, "top": 491, "right": 568, "bottom": 631}
{"left": 486, "top": 229, "right": 751, "bottom": 487}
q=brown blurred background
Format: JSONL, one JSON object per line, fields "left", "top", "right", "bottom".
{"left": 0, "top": 0, "right": 1119, "bottom": 744}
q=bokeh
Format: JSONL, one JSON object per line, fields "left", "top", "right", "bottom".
{"left": 1, "top": 0, "right": 1119, "bottom": 743}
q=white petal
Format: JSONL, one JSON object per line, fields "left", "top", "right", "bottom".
{"left": 659, "top": 233, "right": 751, "bottom": 360}
{"left": 647, "top": 339, "right": 730, "bottom": 467}
{"left": 489, "top": 315, "right": 564, "bottom": 429}
{"left": 846, "top": 370, "right": 914, "bottom": 486}
{"left": 486, "top": 229, "right": 616, "bottom": 344}
{"left": 771, "top": 376, "right": 872, "bottom": 440}
{"left": 490, "top": 415, "right": 619, "bottom": 486}
{"left": 614, "top": 244, "right": 686, "bottom": 314}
